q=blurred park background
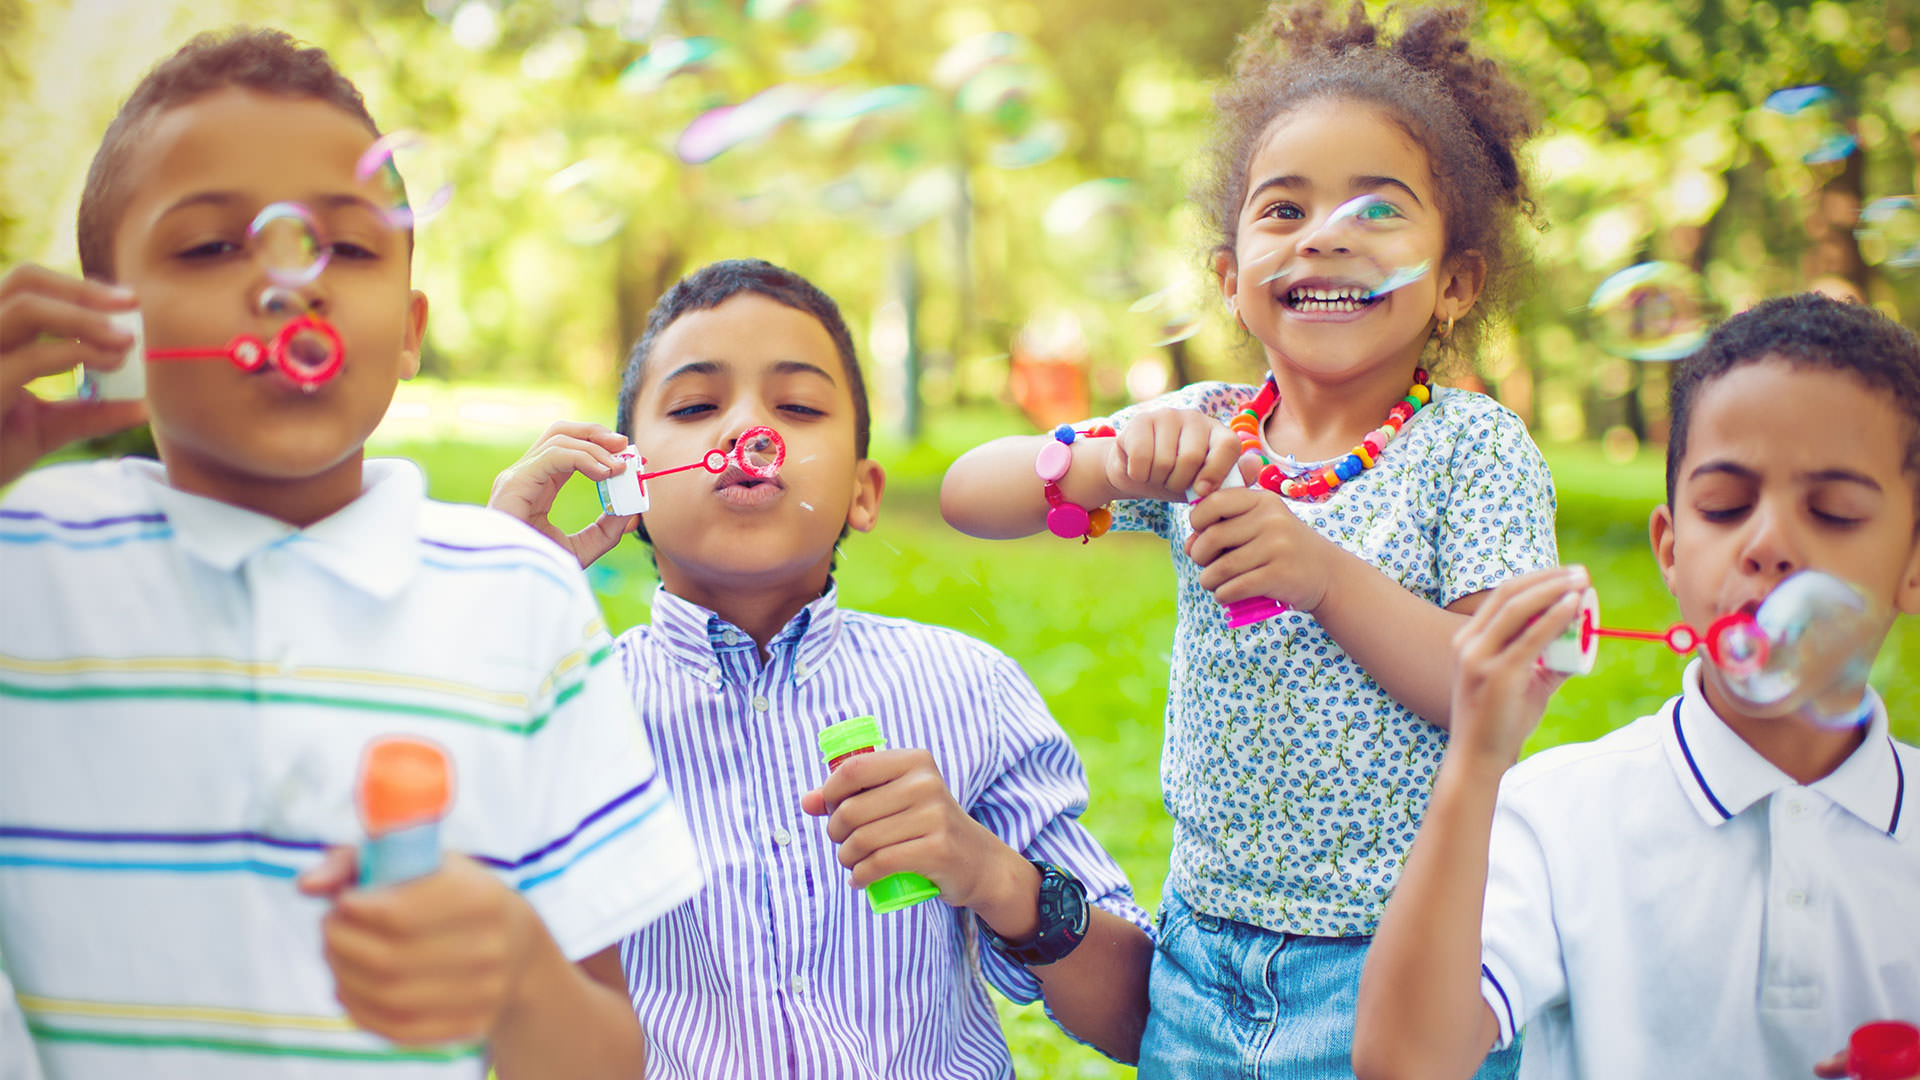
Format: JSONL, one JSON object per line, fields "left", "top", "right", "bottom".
{"left": 6, "top": 0, "right": 1920, "bottom": 1074}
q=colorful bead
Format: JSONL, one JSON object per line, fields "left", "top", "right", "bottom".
{"left": 1087, "top": 507, "right": 1113, "bottom": 538}
{"left": 1052, "top": 423, "right": 1077, "bottom": 444}
{"left": 1335, "top": 456, "right": 1363, "bottom": 481}
{"left": 1388, "top": 402, "right": 1413, "bottom": 424}
{"left": 1086, "top": 423, "right": 1117, "bottom": 438}
{"left": 1355, "top": 445, "right": 1374, "bottom": 468}
{"left": 1258, "top": 464, "right": 1286, "bottom": 492}
{"left": 1409, "top": 383, "right": 1431, "bottom": 404}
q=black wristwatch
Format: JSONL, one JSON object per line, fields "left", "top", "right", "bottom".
{"left": 975, "top": 860, "right": 1090, "bottom": 967}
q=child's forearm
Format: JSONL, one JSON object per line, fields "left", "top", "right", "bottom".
{"left": 1310, "top": 542, "right": 1479, "bottom": 725}
{"left": 1352, "top": 753, "right": 1505, "bottom": 1080}
{"left": 491, "top": 939, "right": 646, "bottom": 1079}
{"left": 968, "top": 848, "right": 1152, "bottom": 1063}
{"left": 940, "top": 435, "right": 1124, "bottom": 539}
{"left": 1032, "top": 908, "right": 1153, "bottom": 1063}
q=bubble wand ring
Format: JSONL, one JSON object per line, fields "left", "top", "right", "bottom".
{"left": 1545, "top": 588, "right": 1768, "bottom": 675}
{"left": 145, "top": 314, "right": 346, "bottom": 389}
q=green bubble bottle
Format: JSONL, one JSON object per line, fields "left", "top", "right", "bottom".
{"left": 816, "top": 716, "right": 941, "bottom": 914}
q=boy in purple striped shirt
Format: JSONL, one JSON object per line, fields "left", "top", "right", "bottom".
{"left": 490, "top": 258, "right": 1155, "bottom": 1078}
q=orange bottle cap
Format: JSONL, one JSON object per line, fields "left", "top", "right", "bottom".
{"left": 356, "top": 737, "right": 452, "bottom": 835}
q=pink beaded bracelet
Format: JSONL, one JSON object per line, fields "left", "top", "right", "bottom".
{"left": 1036, "top": 423, "right": 1115, "bottom": 543}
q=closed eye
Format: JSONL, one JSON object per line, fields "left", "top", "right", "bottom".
{"left": 1814, "top": 509, "right": 1863, "bottom": 526}
{"left": 779, "top": 404, "right": 826, "bottom": 418}
{"left": 325, "top": 241, "right": 379, "bottom": 260}
{"left": 1698, "top": 506, "right": 1748, "bottom": 523}
{"left": 665, "top": 403, "right": 716, "bottom": 419}
{"left": 178, "top": 240, "right": 242, "bottom": 260}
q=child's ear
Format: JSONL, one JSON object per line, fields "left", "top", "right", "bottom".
{"left": 1649, "top": 503, "right": 1679, "bottom": 596}
{"left": 1212, "top": 247, "right": 1239, "bottom": 316}
{"left": 1895, "top": 520, "right": 1920, "bottom": 616}
{"left": 398, "top": 289, "right": 429, "bottom": 380}
{"left": 1436, "top": 249, "right": 1487, "bottom": 328}
{"left": 845, "top": 459, "right": 885, "bottom": 534}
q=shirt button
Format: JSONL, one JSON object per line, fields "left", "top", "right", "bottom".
{"left": 1786, "top": 889, "right": 1809, "bottom": 908}
{"left": 795, "top": 662, "right": 810, "bottom": 678}
{"left": 722, "top": 629, "right": 740, "bottom": 645}
{"left": 772, "top": 827, "right": 792, "bottom": 846}
{"left": 752, "top": 695, "right": 770, "bottom": 712}
{"left": 1787, "top": 799, "right": 1809, "bottom": 819}
{"left": 789, "top": 976, "right": 807, "bottom": 996}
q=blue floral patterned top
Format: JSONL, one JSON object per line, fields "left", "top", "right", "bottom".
{"left": 1104, "top": 381, "right": 1558, "bottom": 936}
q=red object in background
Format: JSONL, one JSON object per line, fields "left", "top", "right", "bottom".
{"left": 1851, "top": 1021, "right": 1920, "bottom": 1080}
{"left": 1009, "top": 313, "right": 1092, "bottom": 430}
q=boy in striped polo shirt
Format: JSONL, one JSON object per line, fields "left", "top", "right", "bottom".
{"left": 489, "top": 258, "right": 1154, "bottom": 1078}
{"left": 0, "top": 29, "right": 699, "bottom": 1079}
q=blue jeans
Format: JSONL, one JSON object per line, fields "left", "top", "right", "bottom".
{"left": 1139, "top": 888, "right": 1522, "bottom": 1080}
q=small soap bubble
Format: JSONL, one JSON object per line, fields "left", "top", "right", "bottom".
{"left": 618, "top": 36, "right": 728, "bottom": 94}
{"left": 676, "top": 84, "right": 818, "bottom": 164}
{"left": 1043, "top": 179, "right": 1144, "bottom": 298}
{"left": 808, "top": 85, "right": 958, "bottom": 232}
{"left": 932, "top": 32, "right": 1024, "bottom": 90}
{"left": 257, "top": 286, "right": 311, "bottom": 319}
{"left": 955, "top": 63, "right": 1065, "bottom": 169}
{"left": 1760, "top": 86, "right": 1857, "bottom": 165}
{"left": 544, "top": 160, "right": 629, "bottom": 247}
{"left": 248, "top": 202, "right": 329, "bottom": 288}
{"left": 746, "top": 0, "right": 854, "bottom": 74}
{"left": 1587, "top": 262, "right": 1712, "bottom": 362}
{"left": 1858, "top": 196, "right": 1920, "bottom": 271}
{"left": 735, "top": 426, "right": 786, "bottom": 478}
{"left": 355, "top": 131, "right": 454, "bottom": 230}
{"left": 1129, "top": 286, "right": 1202, "bottom": 347}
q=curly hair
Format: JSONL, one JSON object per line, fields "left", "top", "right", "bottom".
{"left": 1200, "top": 0, "right": 1539, "bottom": 360}
{"left": 77, "top": 28, "right": 380, "bottom": 282}
{"left": 1666, "top": 293, "right": 1920, "bottom": 508}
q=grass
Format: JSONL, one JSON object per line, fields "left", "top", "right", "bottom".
{"left": 381, "top": 418, "right": 1920, "bottom": 1078}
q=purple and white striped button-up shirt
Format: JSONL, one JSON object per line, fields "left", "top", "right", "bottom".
{"left": 616, "top": 583, "right": 1151, "bottom": 1079}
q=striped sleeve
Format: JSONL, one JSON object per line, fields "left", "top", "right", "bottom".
{"left": 503, "top": 573, "right": 702, "bottom": 961}
{"left": 1479, "top": 786, "right": 1565, "bottom": 1050}
{"left": 966, "top": 656, "right": 1152, "bottom": 1013}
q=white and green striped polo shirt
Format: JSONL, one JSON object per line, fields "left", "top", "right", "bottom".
{"left": 0, "top": 457, "right": 701, "bottom": 1079}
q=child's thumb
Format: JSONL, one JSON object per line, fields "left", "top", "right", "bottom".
{"left": 295, "top": 845, "right": 359, "bottom": 900}
{"left": 798, "top": 788, "right": 829, "bottom": 817}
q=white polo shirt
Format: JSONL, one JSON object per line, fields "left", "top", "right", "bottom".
{"left": 1477, "top": 660, "right": 1918, "bottom": 1078}
{"left": 0, "top": 458, "right": 701, "bottom": 1079}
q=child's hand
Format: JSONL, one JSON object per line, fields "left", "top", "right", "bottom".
{"left": 0, "top": 265, "right": 145, "bottom": 487}
{"left": 1185, "top": 475, "right": 1336, "bottom": 611}
{"left": 1448, "top": 565, "right": 1590, "bottom": 766}
{"left": 799, "top": 748, "right": 1016, "bottom": 913}
{"left": 1812, "top": 1050, "right": 1847, "bottom": 1077}
{"left": 489, "top": 421, "right": 640, "bottom": 569}
{"left": 1105, "top": 408, "right": 1247, "bottom": 502}
{"left": 298, "top": 848, "right": 538, "bottom": 1046}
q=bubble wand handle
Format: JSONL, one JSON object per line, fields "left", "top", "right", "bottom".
{"left": 815, "top": 717, "right": 941, "bottom": 915}
{"left": 355, "top": 736, "right": 453, "bottom": 888}
{"left": 629, "top": 453, "right": 730, "bottom": 484}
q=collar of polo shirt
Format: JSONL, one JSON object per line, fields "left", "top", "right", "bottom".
{"left": 1667, "top": 659, "right": 1908, "bottom": 839}
{"left": 130, "top": 458, "right": 424, "bottom": 600}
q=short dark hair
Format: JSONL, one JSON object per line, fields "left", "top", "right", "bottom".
{"left": 1665, "top": 292, "right": 1920, "bottom": 507}
{"left": 77, "top": 28, "right": 380, "bottom": 281}
{"left": 615, "top": 258, "right": 870, "bottom": 456}
{"left": 1202, "top": 0, "right": 1539, "bottom": 363}
{"left": 614, "top": 258, "right": 871, "bottom": 550}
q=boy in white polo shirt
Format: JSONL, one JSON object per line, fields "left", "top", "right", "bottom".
{"left": 1352, "top": 293, "right": 1920, "bottom": 1080}
{"left": 0, "top": 28, "right": 698, "bottom": 1079}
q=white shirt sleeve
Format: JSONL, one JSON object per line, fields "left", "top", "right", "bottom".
{"left": 502, "top": 577, "right": 703, "bottom": 961}
{"left": 1479, "top": 783, "right": 1569, "bottom": 1050}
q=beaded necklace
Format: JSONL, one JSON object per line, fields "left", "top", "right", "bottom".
{"left": 1230, "top": 368, "right": 1432, "bottom": 499}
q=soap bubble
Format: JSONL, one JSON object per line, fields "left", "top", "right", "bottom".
{"left": 808, "top": 85, "right": 959, "bottom": 232}
{"left": 1713, "top": 570, "right": 1884, "bottom": 728}
{"left": 1256, "top": 194, "right": 1432, "bottom": 299}
{"left": 1760, "top": 86, "right": 1857, "bottom": 165}
{"left": 955, "top": 63, "right": 1066, "bottom": 168}
{"left": 1587, "top": 262, "right": 1712, "bottom": 362}
{"left": 1043, "top": 179, "right": 1145, "bottom": 299}
{"left": 1130, "top": 287, "right": 1202, "bottom": 347}
{"left": 618, "top": 36, "right": 728, "bottom": 94}
{"left": 746, "top": 0, "right": 856, "bottom": 74}
{"left": 248, "top": 202, "right": 328, "bottom": 287}
{"left": 1858, "top": 196, "right": 1920, "bottom": 271}
{"left": 932, "top": 32, "right": 1024, "bottom": 89}
{"left": 544, "top": 160, "right": 629, "bottom": 247}
{"left": 355, "top": 131, "right": 454, "bottom": 230}
{"left": 675, "top": 83, "right": 820, "bottom": 164}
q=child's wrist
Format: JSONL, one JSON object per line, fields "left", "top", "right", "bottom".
{"left": 964, "top": 844, "right": 1043, "bottom": 942}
